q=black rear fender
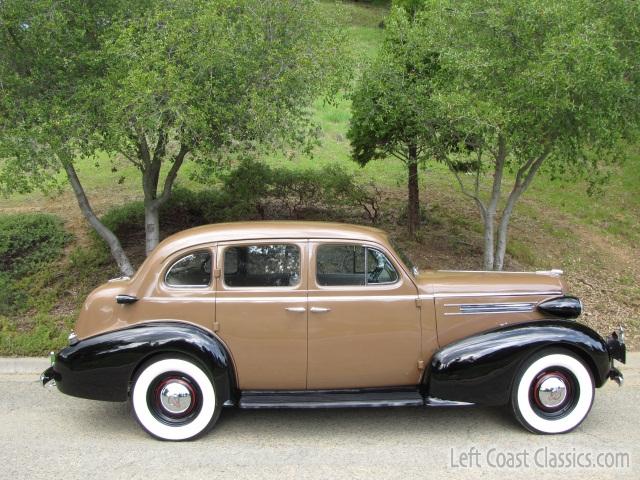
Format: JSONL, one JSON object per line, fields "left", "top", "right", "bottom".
{"left": 54, "top": 322, "right": 236, "bottom": 403}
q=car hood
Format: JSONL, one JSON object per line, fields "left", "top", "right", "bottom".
{"left": 414, "top": 270, "right": 566, "bottom": 297}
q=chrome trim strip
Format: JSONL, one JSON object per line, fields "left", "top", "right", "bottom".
{"left": 444, "top": 302, "right": 536, "bottom": 316}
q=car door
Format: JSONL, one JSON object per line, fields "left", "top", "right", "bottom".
{"left": 214, "top": 240, "right": 308, "bottom": 390}
{"left": 307, "top": 240, "right": 422, "bottom": 389}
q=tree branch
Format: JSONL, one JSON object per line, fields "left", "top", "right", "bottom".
{"left": 156, "top": 144, "right": 189, "bottom": 206}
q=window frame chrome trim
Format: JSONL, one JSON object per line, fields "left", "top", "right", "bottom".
{"left": 220, "top": 242, "right": 303, "bottom": 290}
{"left": 163, "top": 249, "right": 213, "bottom": 289}
{"left": 314, "top": 243, "right": 400, "bottom": 288}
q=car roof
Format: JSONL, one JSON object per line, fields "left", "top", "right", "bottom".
{"left": 155, "top": 221, "right": 390, "bottom": 257}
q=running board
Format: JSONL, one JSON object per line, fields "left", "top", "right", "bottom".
{"left": 424, "top": 396, "right": 475, "bottom": 407}
{"left": 239, "top": 389, "right": 424, "bottom": 409}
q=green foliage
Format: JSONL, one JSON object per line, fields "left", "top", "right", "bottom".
{"left": 1, "top": 0, "right": 352, "bottom": 262}
{"left": 414, "top": 0, "right": 640, "bottom": 178}
{"left": 217, "top": 159, "right": 381, "bottom": 222}
{"left": 0, "top": 214, "right": 69, "bottom": 276}
{"left": 0, "top": 213, "right": 70, "bottom": 314}
{"left": 0, "top": 312, "right": 75, "bottom": 356}
{"left": 391, "top": 0, "right": 425, "bottom": 18}
{"left": 348, "top": 7, "right": 438, "bottom": 166}
{"left": 97, "top": 159, "right": 381, "bottom": 242}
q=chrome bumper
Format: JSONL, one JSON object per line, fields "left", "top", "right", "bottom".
{"left": 40, "top": 351, "right": 56, "bottom": 388}
{"left": 606, "top": 327, "right": 626, "bottom": 387}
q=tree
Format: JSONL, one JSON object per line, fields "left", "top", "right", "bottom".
{"left": 412, "top": 0, "right": 640, "bottom": 269}
{"left": 348, "top": 8, "right": 438, "bottom": 236}
{"left": 0, "top": 0, "right": 348, "bottom": 273}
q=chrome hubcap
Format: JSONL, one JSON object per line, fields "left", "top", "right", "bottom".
{"left": 159, "top": 381, "right": 193, "bottom": 414}
{"left": 537, "top": 376, "right": 568, "bottom": 408}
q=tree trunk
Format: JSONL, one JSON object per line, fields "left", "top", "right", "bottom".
{"left": 482, "top": 212, "right": 495, "bottom": 270}
{"left": 407, "top": 144, "right": 420, "bottom": 236}
{"left": 144, "top": 203, "right": 160, "bottom": 256}
{"left": 494, "top": 148, "right": 550, "bottom": 270}
{"left": 63, "top": 162, "right": 135, "bottom": 277}
{"left": 482, "top": 135, "right": 507, "bottom": 270}
{"left": 139, "top": 140, "right": 188, "bottom": 256}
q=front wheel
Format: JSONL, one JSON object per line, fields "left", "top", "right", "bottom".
{"left": 131, "top": 356, "right": 220, "bottom": 440}
{"left": 511, "top": 349, "right": 594, "bottom": 434}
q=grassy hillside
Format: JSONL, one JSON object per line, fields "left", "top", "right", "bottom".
{"left": 0, "top": 1, "right": 638, "bottom": 353}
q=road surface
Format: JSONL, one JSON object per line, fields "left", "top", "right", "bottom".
{"left": 1, "top": 355, "right": 638, "bottom": 480}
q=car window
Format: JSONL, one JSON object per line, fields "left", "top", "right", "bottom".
{"left": 165, "top": 251, "right": 211, "bottom": 287}
{"left": 223, "top": 244, "right": 300, "bottom": 287}
{"left": 316, "top": 244, "right": 398, "bottom": 286}
{"left": 366, "top": 248, "right": 399, "bottom": 284}
{"left": 317, "top": 244, "right": 366, "bottom": 286}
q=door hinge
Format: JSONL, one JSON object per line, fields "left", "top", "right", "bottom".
{"left": 213, "top": 268, "right": 221, "bottom": 278}
{"left": 213, "top": 321, "right": 220, "bottom": 332}
{"left": 417, "top": 360, "right": 425, "bottom": 370}
{"left": 415, "top": 298, "right": 422, "bottom": 308}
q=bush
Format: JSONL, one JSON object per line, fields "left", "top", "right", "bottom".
{"left": 96, "top": 160, "right": 381, "bottom": 258}
{"left": 0, "top": 213, "right": 70, "bottom": 314}
{"left": 218, "top": 158, "right": 381, "bottom": 222}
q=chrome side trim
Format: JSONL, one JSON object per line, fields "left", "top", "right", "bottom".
{"left": 433, "top": 290, "right": 561, "bottom": 299}
{"left": 444, "top": 302, "right": 536, "bottom": 316}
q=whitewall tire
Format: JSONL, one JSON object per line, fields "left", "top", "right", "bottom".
{"left": 511, "top": 350, "right": 594, "bottom": 434}
{"left": 131, "top": 357, "right": 220, "bottom": 441}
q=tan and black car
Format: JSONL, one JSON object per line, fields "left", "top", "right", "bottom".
{"left": 41, "top": 221, "right": 625, "bottom": 440}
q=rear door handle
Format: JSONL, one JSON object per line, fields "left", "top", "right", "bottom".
{"left": 310, "top": 307, "right": 331, "bottom": 313}
{"left": 285, "top": 307, "right": 306, "bottom": 313}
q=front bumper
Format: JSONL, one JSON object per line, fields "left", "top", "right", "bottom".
{"left": 40, "top": 366, "right": 56, "bottom": 387}
{"left": 606, "top": 327, "right": 626, "bottom": 387}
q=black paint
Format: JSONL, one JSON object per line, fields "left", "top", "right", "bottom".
{"left": 425, "top": 320, "right": 612, "bottom": 406}
{"left": 537, "top": 296, "right": 582, "bottom": 318}
{"left": 50, "top": 322, "right": 236, "bottom": 403}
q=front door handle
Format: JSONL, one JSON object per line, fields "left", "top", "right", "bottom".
{"left": 285, "top": 307, "right": 306, "bottom": 313}
{"left": 310, "top": 306, "right": 331, "bottom": 313}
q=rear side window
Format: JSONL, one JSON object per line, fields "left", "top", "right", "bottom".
{"left": 165, "top": 251, "right": 211, "bottom": 287}
{"left": 316, "top": 244, "right": 398, "bottom": 286}
{"left": 223, "top": 244, "right": 300, "bottom": 287}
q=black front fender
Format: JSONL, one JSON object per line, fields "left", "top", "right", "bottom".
{"left": 53, "top": 322, "right": 236, "bottom": 403}
{"left": 425, "top": 320, "right": 610, "bottom": 406}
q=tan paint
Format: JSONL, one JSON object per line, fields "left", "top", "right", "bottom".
{"left": 74, "top": 221, "right": 567, "bottom": 391}
{"left": 306, "top": 239, "right": 426, "bottom": 389}
{"left": 214, "top": 240, "right": 309, "bottom": 390}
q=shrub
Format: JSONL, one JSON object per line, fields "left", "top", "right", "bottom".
{"left": 0, "top": 213, "right": 70, "bottom": 314}
{"left": 218, "top": 158, "right": 380, "bottom": 222}
{"left": 96, "top": 160, "right": 381, "bottom": 257}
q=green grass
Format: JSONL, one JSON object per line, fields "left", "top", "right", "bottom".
{"left": 527, "top": 145, "right": 640, "bottom": 245}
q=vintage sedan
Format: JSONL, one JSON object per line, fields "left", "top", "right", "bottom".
{"left": 41, "top": 221, "right": 625, "bottom": 440}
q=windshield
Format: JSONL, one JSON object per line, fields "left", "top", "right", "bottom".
{"left": 389, "top": 238, "right": 419, "bottom": 277}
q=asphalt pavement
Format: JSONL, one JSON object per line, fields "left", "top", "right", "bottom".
{"left": 0, "top": 355, "right": 638, "bottom": 480}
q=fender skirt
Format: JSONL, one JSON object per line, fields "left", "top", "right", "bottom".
{"left": 425, "top": 320, "right": 611, "bottom": 406}
{"left": 52, "top": 322, "right": 235, "bottom": 403}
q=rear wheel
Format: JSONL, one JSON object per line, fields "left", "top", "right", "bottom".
{"left": 131, "top": 357, "right": 220, "bottom": 440}
{"left": 510, "top": 349, "right": 594, "bottom": 434}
